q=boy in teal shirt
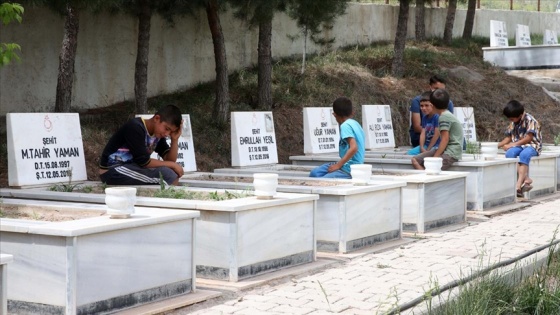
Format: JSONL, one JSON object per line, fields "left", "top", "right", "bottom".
{"left": 310, "top": 96, "right": 365, "bottom": 178}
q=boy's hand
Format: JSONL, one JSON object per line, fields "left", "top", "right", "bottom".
{"left": 328, "top": 163, "right": 342, "bottom": 173}
{"left": 170, "top": 120, "right": 183, "bottom": 141}
{"left": 171, "top": 163, "right": 184, "bottom": 177}
{"left": 502, "top": 143, "right": 514, "bottom": 150}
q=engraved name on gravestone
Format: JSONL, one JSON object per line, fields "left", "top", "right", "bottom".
{"left": 544, "top": 30, "right": 558, "bottom": 45}
{"left": 7, "top": 113, "right": 87, "bottom": 187}
{"left": 515, "top": 24, "right": 531, "bottom": 47}
{"left": 303, "top": 107, "right": 339, "bottom": 154}
{"left": 362, "top": 105, "right": 395, "bottom": 149}
{"left": 490, "top": 20, "right": 509, "bottom": 47}
{"left": 231, "top": 112, "right": 279, "bottom": 167}
{"left": 453, "top": 107, "right": 477, "bottom": 143}
{"left": 137, "top": 114, "right": 197, "bottom": 172}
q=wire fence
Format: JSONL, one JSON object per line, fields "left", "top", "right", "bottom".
{"left": 353, "top": 0, "right": 560, "bottom": 12}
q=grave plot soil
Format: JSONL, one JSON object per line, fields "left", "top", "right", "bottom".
{"left": 0, "top": 206, "right": 105, "bottom": 222}
{"left": 187, "top": 174, "right": 343, "bottom": 186}
{"left": 1, "top": 41, "right": 559, "bottom": 189}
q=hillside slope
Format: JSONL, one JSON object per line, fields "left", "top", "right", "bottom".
{"left": 1, "top": 39, "right": 559, "bottom": 187}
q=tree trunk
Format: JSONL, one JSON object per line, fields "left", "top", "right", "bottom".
{"left": 301, "top": 27, "right": 308, "bottom": 75}
{"left": 415, "top": 0, "right": 425, "bottom": 41}
{"left": 55, "top": 4, "right": 79, "bottom": 113}
{"left": 134, "top": 0, "right": 151, "bottom": 114}
{"left": 443, "top": 0, "right": 457, "bottom": 44}
{"left": 462, "top": 0, "right": 477, "bottom": 39}
{"left": 392, "top": 0, "right": 409, "bottom": 78}
{"left": 206, "top": 0, "right": 229, "bottom": 125}
{"left": 258, "top": 18, "right": 273, "bottom": 110}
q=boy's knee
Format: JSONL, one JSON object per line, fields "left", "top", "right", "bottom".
{"left": 309, "top": 168, "right": 321, "bottom": 177}
{"left": 159, "top": 167, "right": 178, "bottom": 185}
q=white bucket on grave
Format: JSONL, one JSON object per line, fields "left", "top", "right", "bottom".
{"left": 480, "top": 142, "right": 499, "bottom": 160}
{"left": 350, "top": 164, "right": 372, "bottom": 185}
{"left": 424, "top": 157, "right": 443, "bottom": 175}
{"left": 105, "top": 187, "right": 137, "bottom": 219}
{"left": 253, "top": 173, "right": 278, "bottom": 199}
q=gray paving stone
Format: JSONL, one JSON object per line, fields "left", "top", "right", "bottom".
{"left": 165, "top": 195, "right": 560, "bottom": 315}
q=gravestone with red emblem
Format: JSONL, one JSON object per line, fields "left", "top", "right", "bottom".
{"left": 7, "top": 113, "right": 87, "bottom": 187}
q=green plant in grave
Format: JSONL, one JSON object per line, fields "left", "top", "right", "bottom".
{"left": 465, "top": 140, "right": 481, "bottom": 158}
{"left": 208, "top": 191, "right": 223, "bottom": 201}
{"left": 553, "top": 134, "right": 560, "bottom": 146}
{"left": 153, "top": 187, "right": 195, "bottom": 199}
{"left": 159, "top": 171, "right": 166, "bottom": 191}
{"left": 48, "top": 168, "right": 79, "bottom": 192}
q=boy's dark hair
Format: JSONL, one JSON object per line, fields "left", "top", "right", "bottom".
{"left": 155, "top": 104, "right": 182, "bottom": 127}
{"left": 420, "top": 91, "right": 432, "bottom": 102}
{"left": 429, "top": 75, "right": 446, "bottom": 85}
{"left": 333, "top": 97, "right": 353, "bottom": 117}
{"left": 430, "top": 89, "right": 450, "bottom": 110}
{"left": 503, "top": 100, "right": 524, "bottom": 118}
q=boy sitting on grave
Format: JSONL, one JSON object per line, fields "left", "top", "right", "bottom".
{"left": 409, "top": 75, "right": 454, "bottom": 147}
{"left": 309, "top": 96, "right": 365, "bottom": 179}
{"left": 497, "top": 100, "right": 542, "bottom": 197}
{"left": 407, "top": 91, "right": 440, "bottom": 155}
{"left": 99, "top": 104, "right": 184, "bottom": 186}
{"left": 411, "top": 89, "right": 463, "bottom": 171}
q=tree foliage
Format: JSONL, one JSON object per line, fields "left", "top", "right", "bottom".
{"left": 0, "top": 2, "right": 24, "bottom": 66}
{"left": 286, "top": 0, "right": 347, "bottom": 74}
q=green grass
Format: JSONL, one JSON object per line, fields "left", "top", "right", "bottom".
{"left": 424, "top": 244, "right": 560, "bottom": 314}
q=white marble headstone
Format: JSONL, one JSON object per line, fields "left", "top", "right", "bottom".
{"left": 7, "top": 113, "right": 87, "bottom": 187}
{"left": 453, "top": 107, "right": 477, "bottom": 143}
{"left": 515, "top": 24, "right": 531, "bottom": 47}
{"left": 490, "top": 20, "right": 509, "bottom": 47}
{"left": 544, "top": 29, "right": 558, "bottom": 45}
{"left": 362, "top": 105, "right": 395, "bottom": 149}
{"left": 137, "top": 114, "right": 197, "bottom": 172}
{"left": 303, "top": 107, "right": 339, "bottom": 154}
{"left": 231, "top": 112, "right": 279, "bottom": 167}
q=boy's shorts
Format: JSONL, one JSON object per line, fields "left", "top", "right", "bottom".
{"left": 412, "top": 150, "right": 458, "bottom": 170}
{"left": 505, "top": 146, "right": 538, "bottom": 165}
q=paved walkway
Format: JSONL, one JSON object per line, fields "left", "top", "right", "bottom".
{"left": 168, "top": 195, "right": 560, "bottom": 315}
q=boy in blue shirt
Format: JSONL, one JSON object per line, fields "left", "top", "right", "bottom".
{"left": 310, "top": 97, "right": 365, "bottom": 179}
{"left": 409, "top": 75, "right": 454, "bottom": 147}
{"left": 408, "top": 91, "right": 440, "bottom": 155}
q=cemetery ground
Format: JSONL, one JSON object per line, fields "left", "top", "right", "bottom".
{"left": 2, "top": 38, "right": 560, "bottom": 314}
{"left": 1, "top": 37, "right": 560, "bottom": 188}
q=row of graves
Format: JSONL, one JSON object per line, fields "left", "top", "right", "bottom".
{"left": 1, "top": 107, "right": 559, "bottom": 314}
{"left": 483, "top": 19, "right": 560, "bottom": 69}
